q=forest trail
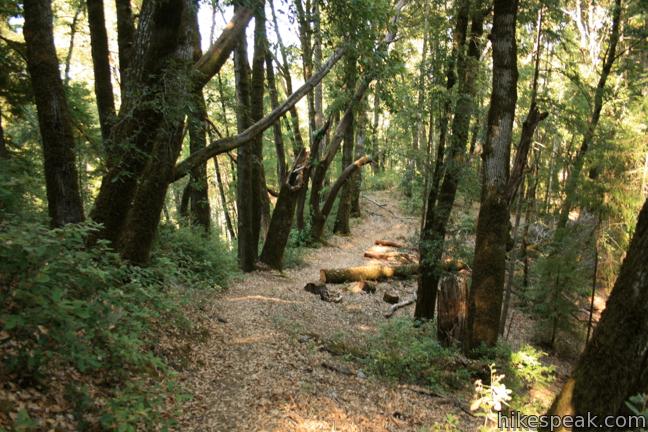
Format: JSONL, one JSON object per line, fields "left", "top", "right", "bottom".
{"left": 176, "top": 189, "right": 479, "bottom": 431}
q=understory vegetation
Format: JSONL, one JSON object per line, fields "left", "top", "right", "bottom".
{"left": 0, "top": 214, "right": 235, "bottom": 429}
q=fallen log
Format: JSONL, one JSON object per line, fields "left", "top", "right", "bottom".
{"left": 384, "top": 295, "right": 417, "bottom": 318}
{"left": 374, "top": 239, "right": 406, "bottom": 248}
{"left": 364, "top": 251, "right": 418, "bottom": 263}
{"left": 320, "top": 264, "right": 419, "bottom": 283}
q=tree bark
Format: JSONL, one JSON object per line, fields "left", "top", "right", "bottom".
{"left": 544, "top": 197, "right": 648, "bottom": 431}
{"left": 266, "top": 52, "right": 287, "bottom": 184}
{"left": 115, "top": 0, "right": 135, "bottom": 89}
{"left": 415, "top": 3, "right": 486, "bottom": 320}
{"left": 64, "top": 3, "right": 83, "bottom": 85}
{"left": 466, "top": 0, "right": 519, "bottom": 351}
{"left": 91, "top": 0, "right": 251, "bottom": 249}
{"left": 185, "top": 2, "right": 212, "bottom": 232}
{"left": 333, "top": 54, "right": 358, "bottom": 235}
{"left": 23, "top": 0, "right": 85, "bottom": 227}
{"left": 438, "top": 271, "right": 469, "bottom": 347}
{"left": 116, "top": 0, "right": 195, "bottom": 264}
{"left": 269, "top": 0, "right": 306, "bottom": 157}
{"left": 0, "top": 108, "right": 8, "bottom": 159}
{"left": 250, "top": 2, "right": 269, "bottom": 242}
{"left": 428, "top": 0, "right": 470, "bottom": 210}
{"left": 86, "top": 0, "right": 116, "bottom": 145}
{"left": 350, "top": 109, "right": 367, "bottom": 217}
{"left": 259, "top": 149, "right": 309, "bottom": 270}
{"left": 233, "top": 11, "right": 256, "bottom": 271}
{"left": 499, "top": 184, "right": 524, "bottom": 336}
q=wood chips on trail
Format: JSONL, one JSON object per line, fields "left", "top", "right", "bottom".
{"left": 176, "top": 190, "right": 480, "bottom": 431}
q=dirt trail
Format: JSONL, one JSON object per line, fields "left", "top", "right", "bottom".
{"left": 177, "top": 190, "right": 479, "bottom": 431}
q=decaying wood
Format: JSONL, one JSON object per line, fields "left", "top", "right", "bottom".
{"left": 304, "top": 282, "right": 326, "bottom": 294}
{"left": 384, "top": 296, "right": 417, "bottom": 318}
{"left": 320, "top": 264, "right": 419, "bottom": 283}
{"left": 304, "top": 282, "right": 342, "bottom": 303}
{"left": 437, "top": 271, "right": 469, "bottom": 347}
{"left": 374, "top": 239, "right": 406, "bottom": 248}
{"left": 383, "top": 292, "right": 400, "bottom": 304}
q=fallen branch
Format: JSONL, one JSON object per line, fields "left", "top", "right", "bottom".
{"left": 384, "top": 296, "right": 416, "bottom": 318}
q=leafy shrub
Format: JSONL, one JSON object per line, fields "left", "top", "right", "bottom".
{"left": 154, "top": 224, "right": 237, "bottom": 290}
{"left": 509, "top": 345, "right": 555, "bottom": 387}
{"left": 0, "top": 220, "right": 235, "bottom": 429}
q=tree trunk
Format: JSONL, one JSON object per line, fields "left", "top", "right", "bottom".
{"left": 415, "top": 4, "right": 486, "bottom": 320}
{"left": 259, "top": 149, "right": 309, "bottom": 269}
{"left": 213, "top": 156, "right": 236, "bottom": 240}
{"left": 23, "top": 0, "right": 85, "bottom": 227}
{"left": 86, "top": 0, "right": 116, "bottom": 145}
{"left": 310, "top": 156, "right": 371, "bottom": 240}
{"left": 0, "top": 108, "right": 8, "bottom": 159}
{"left": 313, "top": 0, "right": 324, "bottom": 147}
{"left": 250, "top": 3, "right": 269, "bottom": 241}
{"left": 350, "top": 107, "right": 367, "bottom": 217}
{"left": 499, "top": 184, "right": 524, "bottom": 336}
{"left": 333, "top": 54, "right": 358, "bottom": 235}
{"left": 185, "top": 3, "right": 212, "bottom": 232}
{"left": 266, "top": 52, "right": 287, "bottom": 184}
{"left": 90, "top": 0, "right": 228, "bottom": 249}
{"left": 116, "top": 0, "right": 195, "bottom": 264}
{"left": 233, "top": 12, "right": 256, "bottom": 271}
{"left": 115, "top": 0, "right": 135, "bottom": 89}
{"left": 466, "top": 0, "right": 519, "bottom": 351}
{"left": 438, "top": 271, "right": 469, "bottom": 347}
{"left": 428, "top": 0, "right": 470, "bottom": 210}
{"left": 64, "top": 3, "right": 83, "bottom": 85}
{"left": 269, "top": 0, "right": 306, "bottom": 157}
{"left": 544, "top": 197, "right": 648, "bottom": 431}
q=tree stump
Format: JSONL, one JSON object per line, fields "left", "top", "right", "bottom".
{"left": 437, "top": 270, "right": 469, "bottom": 347}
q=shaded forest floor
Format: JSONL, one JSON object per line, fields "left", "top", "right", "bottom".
{"left": 174, "top": 189, "right": 569, "bottom": 431}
